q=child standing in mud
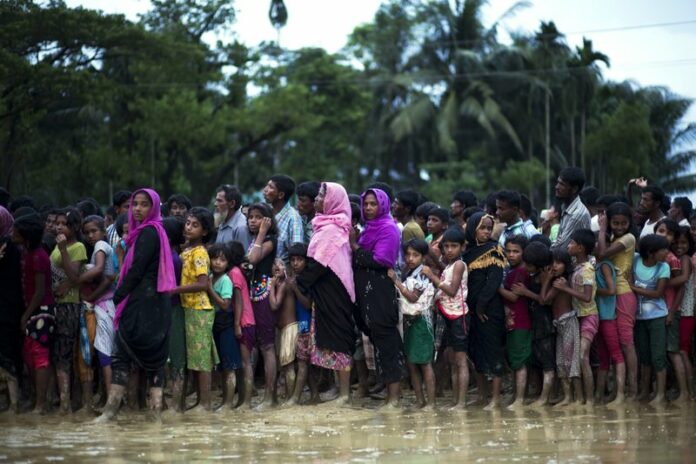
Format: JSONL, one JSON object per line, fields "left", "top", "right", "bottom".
{"left": 269, "top": 258, "right": 298, "bottom": 401}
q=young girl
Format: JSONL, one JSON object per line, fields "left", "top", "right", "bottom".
{"left": 245, "top": 203, "right": 278, "bottom": 409}
{"left": 422, "top": 228, "right": 469, "bottom": 409}
{"left": 631, "top": 234, "right": 670, "bottom": 405}
{"left": 426, "top": 208, "right": 449, "bottom": 269}
{"left": 390, "top": 239, "right": 437, "bottom": 410}
{"left": 171, "top": 207, "right": 218, "bottom": 412}
{"left": 208, "top": 244, "right": 240, "bottom": 410}
{"left": 655, "top": 218, "right": 690, "bottom": 402}
{"left": 269, "top": 258, "right": 299, "bottom": 400}
{"left": 672, "top": 226, "right": 694, "bottom": 401}
{"left": 596, "top": 202, "right": 638, "bottom": 397}
{"left": 12, "top": 213, "right": 55, "bottom": 414}
{"left": 51, "top": 207, "right": 87, "bottom": 414}
{"left": 227, "top": 241, "right": 256, "bottom": 408}
{"left": 80, "top": 215, "right": 117, "bottom": 408}
{"left": 542, "top": 249, "right": 581, "bottom": 406}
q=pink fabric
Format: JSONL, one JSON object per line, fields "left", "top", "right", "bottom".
{"left": 616, "top": 292, "right": 637, "bottom": 346}
{"left": 114, "top": 188, "right": 176, "bottom": 329}
{"left": 679, "top": 316, "right": 695, "bottom": 354}
{"left": 229, "top": 266, "right": 255, "bottom": 327}
{"left": 308, "top": 182, "right": 356, "bottom": 303}
{"left": 595, "top": 319, "right": 624, "bottom": 370}
{"left": 23, "top": 337, "right": 50, "bottom": 370}
{"left": 579, "top": 314, "right": 599, "bottom": 341}
{"left": 0, "top": 205, "right": 13, "bottom": 238}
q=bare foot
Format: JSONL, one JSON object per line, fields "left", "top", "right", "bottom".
{"left": 554, "top": 398, "right": 571, "bottom": 408}
{"left": 421, "top": 404, "right": 436, "bottom": 412}
{"left": 253, "top": 399, "right": 276, "bottom": 412}
{"left": 670, "top": 393, "right": 688, "bottom": 406}
{"left": 324, "top": 395, "right": 351, "bottom": 407}
{"left": 446, "top": 402, "right": 467, "bottom": 411}
{"left": 483, "top": 400, "right": 500, "bottom": 411}
{"left": 507, "top": 399, "right": 525, "bottom": 411}
{"left": 648, "top": 395, "right": 665, "bottom": 407}
{"left": 378, "top": 400, "right": 401, "bottom": 411}
{"left": 529, "top": 398, "right": 550, "bottom": 408}
{"left": 606, "top": 394, "right": 624, "bottom": 407}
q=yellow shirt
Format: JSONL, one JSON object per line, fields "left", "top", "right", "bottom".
{"left": 609, "top": 233, "right": 635, "bottom": 295}
{"left": 180, "top": 245, "right": 212, "bottom": 310}
{"left": 572, "top": 261, "right": 598, "bottom": 317}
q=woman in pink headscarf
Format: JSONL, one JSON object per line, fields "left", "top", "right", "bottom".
{"left": 296, "top": 182, "right": 356, "bottom": 405}
{"left": 96, "top": 189, "right": 176, "bottom": 422}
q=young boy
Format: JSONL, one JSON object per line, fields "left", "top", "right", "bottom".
{"left": 499, "top": 235, "right": 531, "bottom": 409}
{"left": 269, "top": 258, "right": 299, "bottom": 400}
{"left": 554, "top": 229, "right": 598, "bottom": 405}
{"left": 426, "top": 208, "right": 449, "bottom": 270}
{"left": 512, "top": 241, "right": 555, "bottom": 406}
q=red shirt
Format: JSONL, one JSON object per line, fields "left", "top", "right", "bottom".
{"left": 22, "top": 248, "right": 55, "bottom": 307}
{"left": 503, "top": 265, "right": 531, "bottom": 330}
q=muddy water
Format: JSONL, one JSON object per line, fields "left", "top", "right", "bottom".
{"left": 1, "top": 400, "right": 694, "bottom": 463}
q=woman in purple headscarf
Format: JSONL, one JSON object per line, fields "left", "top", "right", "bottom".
{"left": 96, "top": 189, "right": 176, "bottom": 422}
{"left": 351, "top": 188, "right": 405, "bottom": 408}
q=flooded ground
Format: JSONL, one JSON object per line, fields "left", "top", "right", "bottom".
{"left": 1, "top": 395, "right": 694, "bottom": 463}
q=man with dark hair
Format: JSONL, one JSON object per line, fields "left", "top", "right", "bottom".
{"left": 551, "top": 167, "right": 591, "bottom": 251}
{"left": 215, "top": 184, "right": 251, "bottom": 249}
{"left": 366, "top": 182, "right": 394, "bottom": 202}
{"left": 106, "top": 190, "right": 132, "bottom": 247}
{"left": 166, "top": 193, "right": 192, "bottom": 219}
{"left": 496, "top": 190, "right": 539, "bottom": 248}
{"left": 669, "top": 196, "right": 692, "bottom": 227}
{"left": 296, "top": 181, "right": 321, "bottom": 242}
{"left": 450, "top": 190, "right": 477, "bottom": 227}
{"left": 639, "top": 185, "right": 666, "bottom": 238}
{"left": 8, "top": 195, "right": 35, "bottom": 214}
{"left": 263, "top": 174, "right": 304, "bottom": 262}
{"left": 393, "top": 189, "right": 424, "bottom": 242}
{"left": 580, "top": 186, "right": 602, "bottom": 232}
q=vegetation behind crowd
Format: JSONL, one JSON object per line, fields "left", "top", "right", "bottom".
{"left": 1, "top": 0, "right": 694, "bottom": 207}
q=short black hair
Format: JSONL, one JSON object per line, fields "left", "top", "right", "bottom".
{"left": 269, "top": 174, "right": 296, "bottom": 204}
{"left": 428, "top": 207, "right": 450, "bottom": 224}
{"left": 403, "top": 238, "right": 429, "bottom": 256}
{"left": 112, "top": 190, "right": 132, "bottom": 207}
{"left": 442, "top": 226, "right": 466, "bottom": 245}
{"left": 227, "top": 241, "right": 246, "bottom": 267}
{"left": 83, "top": 215, "right": 106, "bottom": 232}
{"left": 673, "top": 196, "right": 693, "bottom": 218}
{"left": 606, "top": 202, "right": 634, "bottom": 231}
{"left": 366, "top": 182, "right": 394, "bottom": 202}
{"left": 642, "top": 185, "right": 665, "bottom": 204}
{"left": 57, "top": 207, "right": 83, "bottom": 237}
{"left": 395, "top": 189, "right": 422, "bottom": 215}
{"left": 162, "top": 216, "right": 185, "bottom": 247}
{"left": 348, "top": 193, "right": 362, "bottom": 205}
{"left": 77, "top": 198, "right": 102, "bottom": 218}
{"left": 9, "top": 195, "right": 35, "bottom": 213}
{"left": 288, "top": 242, "right": 308, "bottom": 258}
{"left": 597, "top": 194, "right": 620, "bottom": 208}
{"left": 105, "top": 205, "right": 117, "bottom": 221}
{"left": 552, "top": 249, "right": 573, "bottom": 279}
{"left": 675, "top": 226, "right": 695, "bottom": 256}
{"left": 115, "top": 213, "right": 128, "bottom": 237}
{"left": 484, "top": 192, "right": 498, "bottom": 215}
{"left": 570, "top": 228, "right": 596, "bottom": 255}
{"left": 13, "top": 213, "right": 44, "bottom": 250}
{"left": 496, "top": 190, "right": 521, "bottom": 209}
{"left": 12, "top": 206, "right": 37, "bottom": 219}
{"left": 216, "top": 185, "right": 243, "bottom": 211}
{"left": 208, "top": 243, "right": 233, "bottom": 269}
{"left": 350, "top": 202, "right": 361, "bottom": 223}
{"left": 296, "top": 181, "right": 321, "bottom": 201}
{"left": 523, "top": 241, "right": 552, "bottom": 268}
{"left": 462, "top": 206, "right": 483, "bottom": 223}
{"left": 529, "top": 234, "right": 552, "bottom": 248}
{"left": 167, "top": 194, "right": 192, "bottom": 212}
{"left": 452, "top": 190, "right": 477, "bottom": 209}
{"left": 638, "top": 234, "right": 669, "bottom": 260}
{"left": 579, "top": 186, "right": 600, "bottom": 208}
{"left": 655, "top": 217, "right": 679, "bottom": 237}
{"left": 507, "top": 235, "right": 529, "bottom": 250}
{"left": 186, "top": 207, "right": 216, "bottom": 244}
{"left": 559, "top": 167, "right": 585, "bottom": 192}
{"left": 415, "top": 201, "right": 438, "bottom": 220}
{"left": 519, "top": 194, "right": 532, "bottom": 218}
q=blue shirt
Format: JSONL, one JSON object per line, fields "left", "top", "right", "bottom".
{"left": 499, "top": 218, "right": 539, "bottom": 248}
{"left": 216, "top": 209, "right": 251, "bottom": 250}
{"left": 633, "top": 256, "right": 670, "bottom": 320}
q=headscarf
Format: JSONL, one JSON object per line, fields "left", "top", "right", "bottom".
{"left": 114, "top": 188, "right": 176, "bottom": 329}
{"left": 0, "top": 206, "right": 13, "bottom": 238}
{"left": 357, "top": 188, "right": 400, "bottom": 268}
{"left": 462, "top": 212, "right": 506, "bottom": 270}
{"left": 308, "top": 182, "right": 355, "bottom": 302}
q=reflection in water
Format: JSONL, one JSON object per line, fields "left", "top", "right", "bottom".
{"left": 0, "top": 401, "right": 694, "bottom": 462}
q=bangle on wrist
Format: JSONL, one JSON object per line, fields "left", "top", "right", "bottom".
{"left": 253, "top": 243, "right": 262, "bottom": 248}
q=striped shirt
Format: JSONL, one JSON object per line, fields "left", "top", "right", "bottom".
{"left": 551, "top": 195, "right": 591, "bottom": 252}
{"left": 275, "top": 202, "right": 304, "bottom": 263}
{"left": 498, "top": 219, "right": 539, "bottom": 248}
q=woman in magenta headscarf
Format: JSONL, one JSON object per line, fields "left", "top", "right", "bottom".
{"left": 96, "top": 189, "right": 176, "bottom": 422}
{"left": 351, "top": 188, "right": 405, "bottom": 408}
{"left": 297, "top": 182, "right": 356, "bottom": 405}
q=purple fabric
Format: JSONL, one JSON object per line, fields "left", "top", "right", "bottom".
{"left": 0, "top": 206, "right": 13, "bottom": 238}
{"left": 357, "top": 189, "right": 400, "bottom": 268}
{"left": 114, "top": 188, "right": 176, "bottom": 330}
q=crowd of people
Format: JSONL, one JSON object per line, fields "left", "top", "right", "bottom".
{"left": 0, "top": 167, "right": 695, "bottom": 422}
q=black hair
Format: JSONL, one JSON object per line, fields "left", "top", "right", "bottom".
{"left": 162, "top": 216, "right": 185, "bottom": 247}
{"left": 366, "top": 182, "right": 394, "bottom": 202}
{"left": 350, "top": 202, "right": 361, "bottom": 223}
{"left": 552, "top": 248, "right": 573, "bottom": 279}
{"left": 519, "top": 194, "right": 532, "bottom": 218}
{"left": 13, "top": 213, "right": 44, "bottom": 250}
{"left": 0, "top": 187, "right": 9, "bottom": 208}
{"left": 186, "top": 207, "right": 216, "bottom": 244}
{"left": 76, "top": 198, "right": 102, "bottom": 218}
{"left": 606, "top": 202, "right": 634, "bottom": 235}
{"left": 105, "top": 205, "right": 117, "bottom": 221}
{"left": 403, "top": 238, "right": 429, "bottom": 256}
{"left": 12, "top": 206, "right": 37, "bottom": 219}
{"left": 484, "top": 192, "right": 498, "bottom": 215}
{"left": 415, "top": 201, "right": 438, "bottom": 220}
{"left": 112, "top": 190, "right": 132, "bottom": 208}
{"left": 654, "top": 217, "right": 679, "bottom": 237}
{"left": 296, "top": 181, "right": 321, "bottom": 201}
{"left": 83, "top": 215, "right": 106, "bottom": 232}
{"left": 496, "top": 190, "right": 521, "bottom": 209}
{"left": 208, "top": 243, "right": 233, "bottom": 270}
{"left": 452, "top": 190, "right": 477, "bottom": 209}
{"left": 395, "top": 189, "right": 422, "bottom": 216}
{"left": 166, "top": 194, "right": 192, "bottom": 212}
{"left": 348, "top": 193, "right": 362, "bottom": 205}
{"left": 428, "top": 207, "right": 450, "bottom": 224}
{"left": 269, "top": 174, "right": 296, "bottom": 204}
{"left": 507, "top": 235, "right": 529, "bottom": 250}
{"left": 56, "top": 207, "right": 83, "bottom": 238}
{"left": 216, "top": 184, "right": 243, "bottom": 211}
{"left": 638, "top": 234, "right": 669, "bottom": 260}
{"left": 115, "top": 213, "right": 128, "bottom": 237}
{"left": 247, "top": 203, "right": 278, "bottom": 235}
{"left": 462, "top": 206, "right": 483, "bottom": 223}
{"left": 9, "top": 195, "right": 35, "bottom": 213}
{"left": 288, "top": 242, "right": 308, "bottom": 258}
{"left": 570, "top": 228, "right": 595, "bottom": 255}
{"left": 642, "top": 185, "right": 665, "bottom": 205}
{"left": 674, "top": 225, "right": 695, "bottom": 256}
{"left": 529, "top": 234, "right": 552, "bottom": 248}
{"left": 523, "top": 241, "right": 552, "bottom": 269}
{"left": 579, "top": 186, "right": 600, "bottom": 208}
{"left": 673, "top": 197, "right": 693, "bottom": 219}
{"left": 227, "top": 241, "right": 246, "bottom": 267}
{"left": 597, "top": 194, "right": 620, "bottom": 208}
{"left": 559, "top": 167, "right": 586, "bottom": 192}
{"left": 441, "top": 226, "right": 466, "bottom": 245}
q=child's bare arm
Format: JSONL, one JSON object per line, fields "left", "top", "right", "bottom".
{"left": 667, "top": 257, "right": 689, "bottom": 287}
{"left": 388, "top": 269, "right": 423, "bottom": 303}
{"left": 596, "top": 263, "right": 616, "bottom": 297}
{"left": 172, "top": 274, "right": 209, "bottom": 294}
{"left": 269, "top": 280, "right": 286, "bottom": 311}
{"left": 79, "top": 250, "right": 106, "bottom": 283}
{"left": 423, "top": 262, "right": 464, "bottom": 298}
{"left": 207, "top": 280, "right": 231, "bottom": 310}
{"left": 499, "top": 286, "right": 518, "bottom": 303}
{"left": 233, "top": 291, "right": 243, "bottom": 338}
{"left": 631, "top": 278, "right": 668, "bottom": 299}
{"left": 554, "top": 277, "right": 593, "bottom": 303}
